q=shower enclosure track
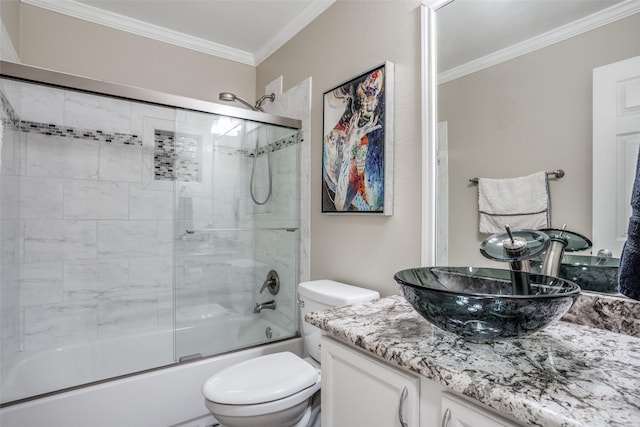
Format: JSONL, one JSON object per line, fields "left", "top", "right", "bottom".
{"left": 186, "top": 227, "right": 298, "bottom": 233}
{"left": 0, "top": 61, "right": 301, "bottom": 129}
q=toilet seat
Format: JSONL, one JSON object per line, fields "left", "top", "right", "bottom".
{"left": 202, "top": 352, "right": 320, "bottom": 405}
{"left": 204, "top": 379, "right": 320, "bottom": 418}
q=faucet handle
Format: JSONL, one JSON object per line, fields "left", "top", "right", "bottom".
{"left": 480, "top": 228, "right": 550, "bottom": 263}
{"left": 259, "top": 270, "right": 280, "bottom": 295}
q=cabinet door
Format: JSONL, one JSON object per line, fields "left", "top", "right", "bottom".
{"left": 321, "top": 337, "right": 419, "bottom": 427}
{"left": 441, "top": 392, "right": 522, "bottom": 427}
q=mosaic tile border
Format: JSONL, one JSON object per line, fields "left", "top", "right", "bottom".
{"left": 1, "top": 86, "right": 302, "bottom": 184}
{"left": 0, "top": 89, "right": 20, "bottom": 126}
{"left": 17, "top": 120, "right": 141, "bottom": 145}
{"left": 154, "top": 130, "right": 201, "bottom": 182}
{"left": 1, "top": 88, "right": 301, "bottom": 155}
{"left": 238, "top": 133, "right": 302, "bottom": 157}
{"left": 0, "top": 89, "right": 142, "bottom": 146}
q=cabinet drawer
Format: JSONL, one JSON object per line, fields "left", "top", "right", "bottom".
{"left": 441, "top": 392, "right": 521, "bottom": 427}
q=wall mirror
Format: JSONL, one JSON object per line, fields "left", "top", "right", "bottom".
{"left": 422, "top": 0, "right": 640, "bottom": 294}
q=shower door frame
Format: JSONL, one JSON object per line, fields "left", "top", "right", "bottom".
{"left": 0, "top": 60, "right": 303, "bottom": 404}
{"left": 0, "top": 61, "right": 300, "bottom": 129}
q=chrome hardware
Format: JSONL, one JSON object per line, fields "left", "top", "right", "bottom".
{"left": 469, "top": 169, "right": 565, "bottom": 184}
{"left": 597, "top": 248, "right": 613, "bottom": 258}
{"left": 178, "top": 353, "right": 203, "bottom": 363}
{"left": 297, "top": 299, "right": 305, "bottom": 308}
{"left": 441, "top": 407, "right": 451, "bottom": 427}
{"left": 185, "top": 227, "right": 298, "bottom": 234}
{"left": 399, "top": 386, "right": 408, "bottom": 427}
{"left": 254, "top": 300, "right": 276, "bottom": 313}
{"left": 260, "top": 270, "right": 280, "bottom": 295}
{"left": 540, "top": 224, "right": 568, "bottom": 277}
{"left": 265, "top": 326, "right": 273, "bottom": 339}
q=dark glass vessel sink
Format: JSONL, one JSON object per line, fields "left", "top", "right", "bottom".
{"left": 394, "top": 267, "right": 580, "bottom": 343}
{"left": 530, "top": 254, "right": 620, "bottom": 294}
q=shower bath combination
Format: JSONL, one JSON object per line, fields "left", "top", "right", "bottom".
{"left": 219, "top": 91, "right": 277, "bottom": 205}
{"left": 0, "top": 61, "right": 302, "bottom": 425}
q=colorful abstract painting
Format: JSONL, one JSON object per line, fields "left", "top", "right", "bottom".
{"left": 322, "top": 62, "right": 394, "bottom": 214}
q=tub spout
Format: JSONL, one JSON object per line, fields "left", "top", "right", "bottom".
{"left": 254, "top": 300, "right": 276, "bottom": 313}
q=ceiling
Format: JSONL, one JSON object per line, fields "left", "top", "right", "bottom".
{"left": 22, "top": 0, "right": 640, "bottom": 72}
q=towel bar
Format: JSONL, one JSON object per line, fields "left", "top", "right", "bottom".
{"left": 469, "top": 169, "right": 565, "bottom": 184}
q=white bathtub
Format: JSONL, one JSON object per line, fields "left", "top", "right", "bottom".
{"left": 0, "top": 318, "right": 301, "bottom": 427}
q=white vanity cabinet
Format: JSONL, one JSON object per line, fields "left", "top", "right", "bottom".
{"left": 321, "top": 336, "right": 524, "bottom": 427}
{"left": 321, "top": 336, "right": 419, "bottom": 426}
{"left": 441, "top": 392, "right": 521, "bottom": 427}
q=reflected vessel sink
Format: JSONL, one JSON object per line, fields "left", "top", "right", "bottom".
{"left": 394, "top": 267, "right": 580, "bottom": 343}
{"left": 530, "top": 254, "right": 620, "bottom": 294}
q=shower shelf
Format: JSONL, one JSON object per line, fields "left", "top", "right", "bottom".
{"left": 185, "top": 227, "right": 298, "bottom": 234}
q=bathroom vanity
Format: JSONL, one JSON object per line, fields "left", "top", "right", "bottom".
{"left": 306, "top": 295, "right": 640, "bottom": 427}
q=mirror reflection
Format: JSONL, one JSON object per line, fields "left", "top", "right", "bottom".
{"left": 434, "top": 0, "right": 640, "bottom": 295}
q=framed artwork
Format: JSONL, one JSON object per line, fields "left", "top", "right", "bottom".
{"left": 322, "top": 61, "right": 394, "bottom": 215}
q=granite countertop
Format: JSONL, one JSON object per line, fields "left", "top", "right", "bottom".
{"left": 305, "top": 295, "right": 640, "bottom": 427}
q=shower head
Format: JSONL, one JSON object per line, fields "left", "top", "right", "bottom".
{"left": 254, "top": 93, "right": 276, "bottom": 111}
{"left": 218, "top": 92, "right": 237, "bottom": 102}
{"left": 219, "top": 92, "right": 256, "bottom": 111}
{"left": 218, "top": 92, "right": 275, "bottom": 112}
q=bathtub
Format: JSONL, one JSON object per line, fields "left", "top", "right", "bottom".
{"left": 0, "top": 317, "right": 301, "bottom": 427}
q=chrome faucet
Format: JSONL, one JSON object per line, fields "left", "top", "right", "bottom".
{"left": 538, "top": 226, "right": 592, "bottom": 274}
{"left": 480, "top": 225, "right": 551, "bottom": 295}
{"left": 539, "top": 225, "right": 569, "bottom": 277}
{"left": 254, "top": 300, "right": 276, "bottom": 313}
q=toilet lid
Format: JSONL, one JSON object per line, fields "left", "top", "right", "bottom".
{"left": 202, "top": 352, "right": 319, "bottom": 405}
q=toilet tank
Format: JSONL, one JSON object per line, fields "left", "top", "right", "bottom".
{"left": 298, "top": 280, "right": 380, "bottom": 362}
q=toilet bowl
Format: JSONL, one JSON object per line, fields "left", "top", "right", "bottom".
{"left": 203, "top": 352, "right": 320, "bottom": 427}
{"left": 201, "top": 280, "right": 380, "bottom": 427}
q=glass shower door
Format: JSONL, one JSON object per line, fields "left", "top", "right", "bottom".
{"left": 173, "top": 108, "right": 300, "bottom": 361}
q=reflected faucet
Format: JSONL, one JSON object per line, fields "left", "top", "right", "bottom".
{"left": 254, "top": 300, "right": 276, "bottom": 313}
{"left": 538, "top": 226, "right": 592, "bottom": 274}
{"left": 595, "top": 248, "right": 613, "bottom": 265}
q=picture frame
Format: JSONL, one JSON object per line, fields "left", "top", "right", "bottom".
{"left": 322, "top": 61, "right": 394, "bottom": 215}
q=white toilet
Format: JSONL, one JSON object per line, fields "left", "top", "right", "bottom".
{"left": 201, "top": 280, "right": 380, "bottom": 427}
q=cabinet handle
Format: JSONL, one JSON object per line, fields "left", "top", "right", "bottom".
{"left": 441, "top": 407, "right": 451, "bottom": 427}
{"left": 399, "top": 386, "right": 408, "bottom": 427}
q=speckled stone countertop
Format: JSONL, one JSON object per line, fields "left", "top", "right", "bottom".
{"left": 306, "top": 295, "right": 640, "bottom": 427}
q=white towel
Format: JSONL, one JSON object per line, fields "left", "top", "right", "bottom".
{"left": 478, "top": 171, "right": 550, "bottom": 234}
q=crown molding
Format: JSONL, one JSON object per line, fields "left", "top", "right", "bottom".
{"left": 22, "top": 0, "right": 256, "bottom": 65}
{"left": 439, "top": 0, "right": 640, "bottom": 84}
{"left": 255, "top": 0, "right": 334, "bottom": 65}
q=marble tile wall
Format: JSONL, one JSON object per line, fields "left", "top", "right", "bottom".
{"left": 257, "top": 77, "right": 311, "bottom": 336}
{"left": 173, "top": 112, "right": 301, "bottom": 343}
{"left": 0, "top": 77, "right": 305, "bottom": 367}
{"left": 0, "top": 121, "right": 21, "bottom": 366}
{"left": 18, "top": 130, "right": 176, "bottom": 352}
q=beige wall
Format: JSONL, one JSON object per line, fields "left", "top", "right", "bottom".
{"left": 440, "top": 13, "right": 640, "bottom": 267}
{"left": 16, "top": 3, "right": 255, "bottom": 103}
{"left": 9, "top": 0, "right": 423, "bottom": 297}
{"left": 0, "top": 0, "right": 20, "bottom": 57}
{"left": 258, "top": 0, "right": 423, "bottom": 296}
